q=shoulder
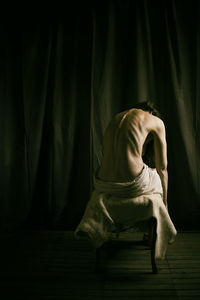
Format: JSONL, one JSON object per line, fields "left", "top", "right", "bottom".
{"left": 149, "top": 116, "right": 167, "bottom": 145}
{"left": 145, "top": 113, "right": 165, "bottom": 131}
{"left": 139, "top": 114, "right": 166, "bottom": 141}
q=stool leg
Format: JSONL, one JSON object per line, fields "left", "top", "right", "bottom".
{"left": 149, "top": 217, "right": 158, "bottom": 274}
{"left": 116, "top": 224, "right": 122, "bottom": 239}
{"left": 95, "top": 247, "right": 102, "bottom": 272}
{"left": 95, "top": 243, "right": 108, "bottom": 273}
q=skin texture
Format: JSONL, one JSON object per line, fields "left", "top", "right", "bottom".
{"left": 97, "top": 108, "right": 168, "bottom": 208}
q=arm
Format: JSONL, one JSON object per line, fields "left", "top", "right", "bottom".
{"left": 152, "top": 120, "right": 168, "bottom": 209}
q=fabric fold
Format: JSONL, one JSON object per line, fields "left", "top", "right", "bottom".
{"left": 75, "top": 164, "right": 177, "bottom": 259}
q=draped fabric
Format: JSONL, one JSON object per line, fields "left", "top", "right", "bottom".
{"left": 0, "top": 0, "right": 199, "bottom": 231}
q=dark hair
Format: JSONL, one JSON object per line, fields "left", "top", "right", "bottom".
{"left": 133, "top": 101, "right": 161, "bottom": 118}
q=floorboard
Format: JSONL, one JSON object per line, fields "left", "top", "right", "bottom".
{"left": 0, "top": 231, "right": 200, "bottom": 299}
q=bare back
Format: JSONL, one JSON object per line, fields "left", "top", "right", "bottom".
{"left": 98, "top": 108, "right": 167, "bottom": 182}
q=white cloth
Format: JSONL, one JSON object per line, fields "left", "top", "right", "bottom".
{"left": 75, "top": 165, "right": 177, "bottom": 259}
{"left": 94, "top": 164, "right": 163, "bottom": 198}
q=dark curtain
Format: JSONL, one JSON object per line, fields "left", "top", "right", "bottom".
{"left": 0, "top": 0, "right": 199, "bottom": 231}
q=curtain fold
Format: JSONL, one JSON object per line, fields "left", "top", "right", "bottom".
{"left": 91, "top": 0, "right": 200, "bottom": 229}
{"left": 164, "top": 1, "right": 200, "bottom": 224}
{"left": 0, "top": 0, "right": 199, "bottom": 231}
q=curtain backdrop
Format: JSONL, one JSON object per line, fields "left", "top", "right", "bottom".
{"left": 0, "top": 0, "right": 199, "bottom": 231}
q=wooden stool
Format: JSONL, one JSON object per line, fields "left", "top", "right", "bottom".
{"left": 95, "top": 217, "right": 158, "bottom": 274}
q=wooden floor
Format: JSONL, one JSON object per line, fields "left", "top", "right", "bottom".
{"left": 0, "top": 230, "right": 200, "bottom": 300}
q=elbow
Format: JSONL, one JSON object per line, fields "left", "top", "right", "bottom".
{"left": 157, "top": 166, "right": 168, "bottom": 177}
{"left": 156, "top": 163, "right": 168, "bottom": 175}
